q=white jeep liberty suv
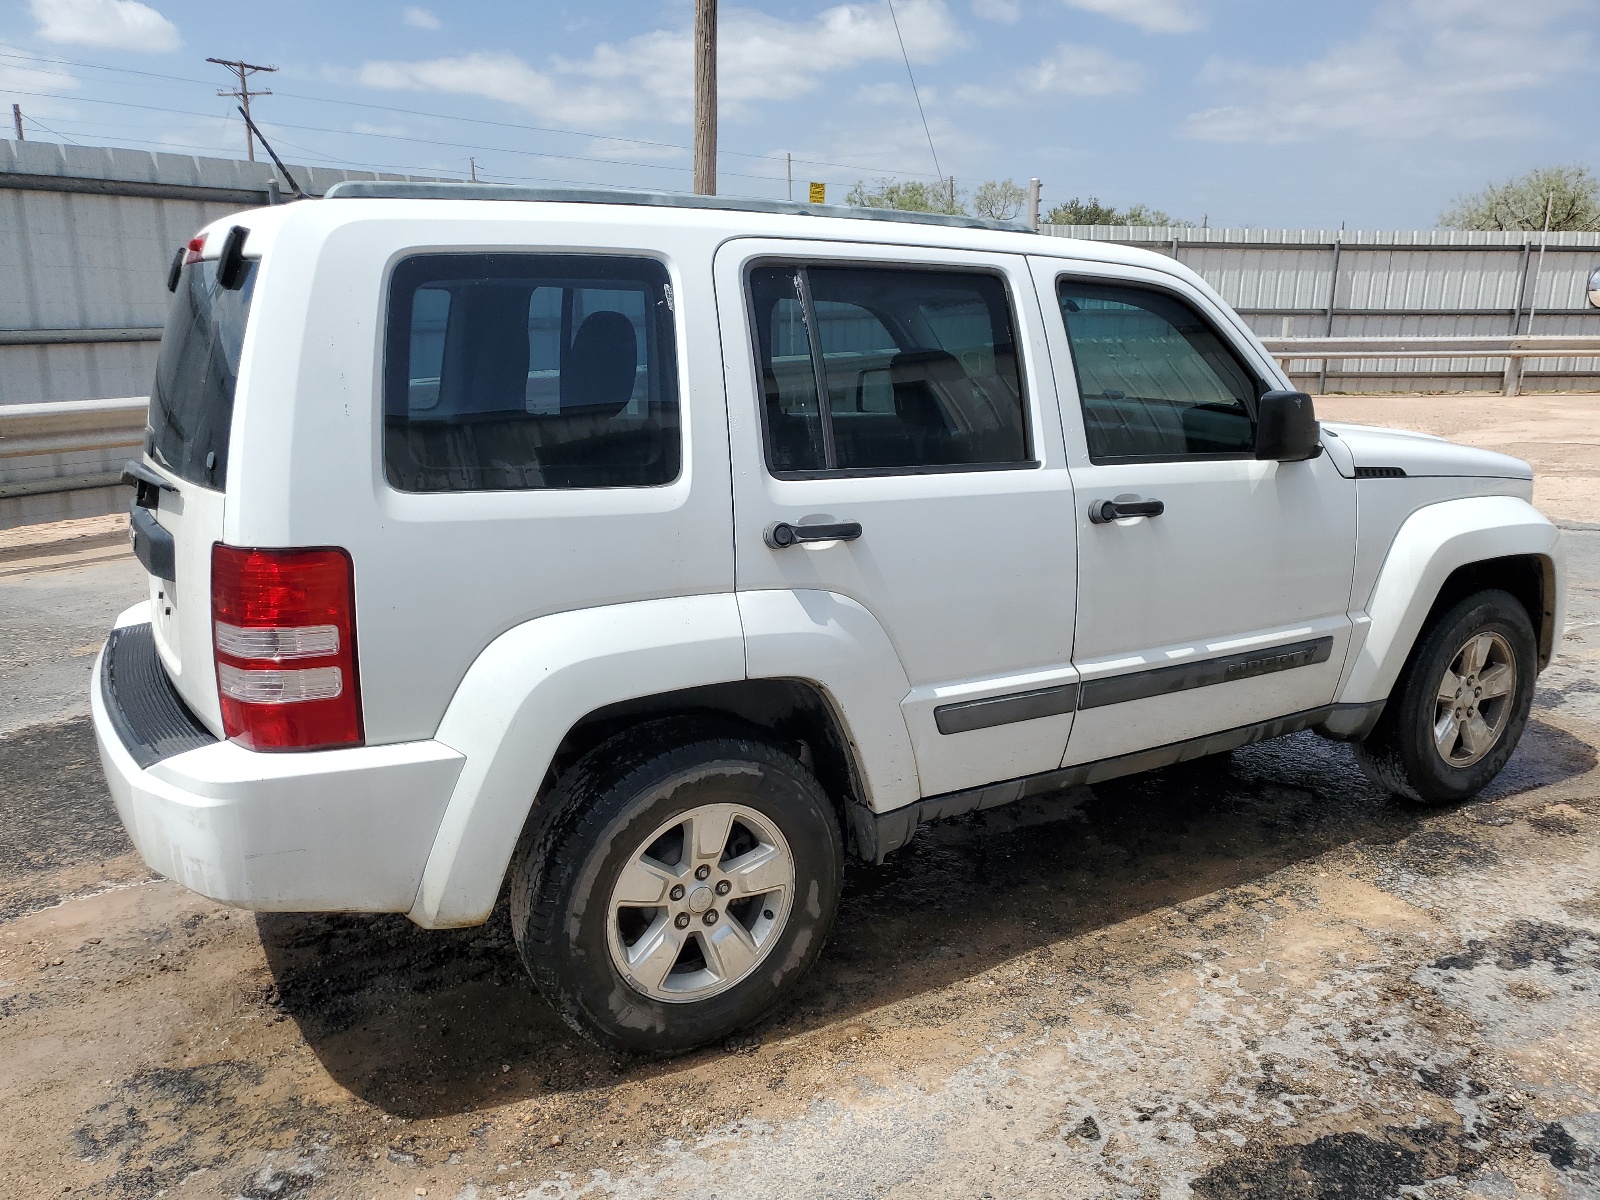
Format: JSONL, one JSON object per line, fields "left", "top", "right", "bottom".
{"left": 94, "top": 185, "right": 1564, "bottom": 1052}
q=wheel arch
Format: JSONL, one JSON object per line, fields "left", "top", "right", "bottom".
{"left": 1339, "top": 496, "right": 1564, "bottom": 708}
{"left": 1422, "top": 553, "right": 1558, "bottom": 670}
{"left": 537, "top": 677, "right": 875, "bottom": 860}
{"left": 408, "top": 590, "right": 919, "bottom": 929}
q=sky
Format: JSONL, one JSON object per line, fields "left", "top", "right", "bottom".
{"left": 0, "top": 0, "right": 1596, "bottom": 228}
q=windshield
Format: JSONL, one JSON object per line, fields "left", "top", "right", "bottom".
{"left": 147, "top": 256, "right": 257, "bottom": 489}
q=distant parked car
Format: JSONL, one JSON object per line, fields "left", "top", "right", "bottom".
{"left": 95, "top": 185, "right": 1563, "bottom": 1052}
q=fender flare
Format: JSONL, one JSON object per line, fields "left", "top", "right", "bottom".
{"left": 737, "top": 588, "right": 920, "bottom": 815}
{"left": 410, "top": 594, "right": 746, "bottom": 927}
{"left": 1338, "top": 496, "right": 1563, "bottom": 707}
{"left": 408, "top": 589, "right": 920, "bottom": 928}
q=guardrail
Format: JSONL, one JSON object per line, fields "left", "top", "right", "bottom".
{"left": 1260, "top": 335, "right": 1600, "bottom": 396}
{"left": 0, "top": 397, "right": 147, "bottom": 499}
{"left": 1, "top": 336, "right": 1598, "bottom": 508}
{"left": 0, "top": 328, "right": 163, "bottom": 347}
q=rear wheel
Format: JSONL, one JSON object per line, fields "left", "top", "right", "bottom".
{"left": 1353, "top": 588, "right": 1537, "bottom": 805}
{"left": 509, "top": 719, "right": 844, "bottom": 1054}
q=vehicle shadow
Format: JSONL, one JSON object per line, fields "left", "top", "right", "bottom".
{"left": 256, "top": 718, "right": 1595, "bottom": 1119}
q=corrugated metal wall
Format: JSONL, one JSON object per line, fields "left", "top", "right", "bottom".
{"left": 0, "top": 139, "right": 443, "bottom": 406}
{"left": 3, "top": 144, "right": 1597, "bottom": 403}
{"left": 1041, "top": 225, "right": 1600, "bottom": 392}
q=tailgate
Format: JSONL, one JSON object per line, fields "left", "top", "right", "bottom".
{"left": 132, "top": 234, "right": 259, "bottom": 734}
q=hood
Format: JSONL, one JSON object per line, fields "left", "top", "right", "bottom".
{"left": 1321, "top": 423, "right": 1533, "bottom": 481}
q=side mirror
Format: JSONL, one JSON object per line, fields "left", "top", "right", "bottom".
{"left": 1588, "top": 265, "right": 1600, "bottom": 310}
{"left": 1256, "top": 389, "right": 1321, "bottom": 462}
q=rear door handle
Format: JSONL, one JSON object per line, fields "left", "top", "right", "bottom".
{"left": 1088, "top": 497, "right": 1164, "bottom": 524}
{"left": 764, "top": 521, "right": 863, "bottom": 548}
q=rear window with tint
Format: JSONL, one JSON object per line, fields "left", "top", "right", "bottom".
{"left": 147, "top": 258, "right": 257, "bottom": 489}
{"left": 384, "top": 253, "right": 680, "bottom": 492}
{"left": 747, "top": 264, "right": 1029, "bottom": 475}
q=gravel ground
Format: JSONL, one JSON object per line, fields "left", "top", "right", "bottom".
{"left": 3, "top": 396, "right": 1599, "bottom": 1199}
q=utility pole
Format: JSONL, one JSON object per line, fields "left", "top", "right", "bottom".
{"left": 1027, "top": 178, "right": 1040, "bottom": 230}
{"left": 12, "top": 104, "right": 22, "bottom": 141}
{"left": 469, "top": 157, "right": 478, "bottom": 182}
{"left": 693, "top": 0, "right": 717, "bottom": 195}
{"left": 208, "top": 57, "right": 277, "bottom": 162}
{"left": 786, "top": 152, "right": 792, "bottom": 202}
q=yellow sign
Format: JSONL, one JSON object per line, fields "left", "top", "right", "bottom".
{"left": 808, "top": 182, "right": 826, "bottom": 204}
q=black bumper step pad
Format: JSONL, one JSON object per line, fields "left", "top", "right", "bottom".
{"left": 101, "top": 622, "right": 219, "bottom": 769}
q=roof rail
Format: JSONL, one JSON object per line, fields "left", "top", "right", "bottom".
{"left": 321, "top": 180, "right": 1033, "bottom": 233}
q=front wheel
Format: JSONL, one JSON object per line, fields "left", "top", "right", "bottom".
{"left": 509, "top": 719, "right": 844, "bottom": 1054}
{"left": 1353, "top": 588, "right": 1538, "bottom": 805}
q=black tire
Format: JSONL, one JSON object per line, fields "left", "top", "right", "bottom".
{"left": 1353, "top": 588, "right": 1537, "bottom": 805}
{"left": 509, "top": 717, "right": 844, "bottom": 1055}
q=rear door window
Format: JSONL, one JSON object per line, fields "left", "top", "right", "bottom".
{"left": 384, "top": 253, "right": 680, "bottom": 492}
{"left": 1057, "top": 279, "right": 1257, "bottom": 462}
{"left": 147, "top": 257, "right": 257, "bottom": 489}
{"left": 747, "top": 264, "right": 1030, "bottom": 475}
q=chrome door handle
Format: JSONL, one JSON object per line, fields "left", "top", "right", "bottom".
{"left": 1088, "top": 497, "right": 1164, "bottom": 524}
{"left": 764, "top": 521, "right": 863, "bottom": 548}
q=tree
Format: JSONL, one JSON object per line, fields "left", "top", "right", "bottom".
{"left": 846, "top": 177, "right": 966, "bottom": 215}
{"left": 1440, "top": 166, "right": 1600, "bottom": 232}
{"left": 972, "top": 178, "right": 1028, "bottom": 221}
{"left": 1043, "top": 195, "right": 1188, "bottom": 226}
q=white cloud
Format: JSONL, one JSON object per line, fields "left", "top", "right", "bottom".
{"left": 972, "top": 0, "right": 1021, "bottom": 21}
{"left": 857, "top": 81, "right": 912, "bottom": 105}
{"left": 0, "top": 42, "right": 79, "bottom": 121}
{"left": 1064, "top": 0, "right": 1202, "bottom": 33}
{"left": 1184, "top": 0, "right": 1591, "bottom": 143}
{"left": 1026, "top": 42, "right": 1143, "bottom": 94}
{"left": 30, "top": 0, "right": 180, "bottom": 53}
{"left": 359, "top": 0, "right": 963, "bottom": 128}
{"left": 0, "top": 42, "right": 78, "bottom": 95}
{"left": 402, "top": 6, "right": 440, "bottom": 30}
{"left": 953, "top": 42, "right": 1141, "bottom": 107}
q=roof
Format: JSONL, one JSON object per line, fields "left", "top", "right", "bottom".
{"left": 321, "top": 180, "right": 1034, "bottom": 235}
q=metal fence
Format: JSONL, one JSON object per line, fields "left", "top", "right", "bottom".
{"left": 1041, "top": 225, "right": 1600, "bottom": 392}
{"left": 0, "top": 139, "right": 443, "bottom": 408}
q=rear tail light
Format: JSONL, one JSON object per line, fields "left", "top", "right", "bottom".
{"left": 211, "top": 545, "right": 363, "bottom": 751}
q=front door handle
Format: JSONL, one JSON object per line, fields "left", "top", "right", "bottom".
{"left": 1088, "top": 496, "right": 1164, "bottom": 524}
{"left": 764, "top": 521, "right": 863, "bottom": 548}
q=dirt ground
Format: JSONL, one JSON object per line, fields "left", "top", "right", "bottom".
{"left": 3, "top": 394, "right": 1600, "bottom": 1200}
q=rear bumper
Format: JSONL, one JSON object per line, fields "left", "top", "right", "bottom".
{"left": 92, "top": 603, "right": 465, "bottom": 914}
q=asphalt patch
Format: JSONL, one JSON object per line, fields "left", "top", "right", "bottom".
{"left": 0, "top": 716, "right": 136, "bottom": 920}
{"left": 1191, "top": 1122, "right": 1461, "bottom": 1199}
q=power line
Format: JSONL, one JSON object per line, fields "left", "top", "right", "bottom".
{"left": 884, "top": 0, "right": 942, "bottom": 188}
{"left": 0, "top": 47, "right": 951, "bottom": 182}
{"left": 0, "top": 86, "right": 759, "bottom": 182}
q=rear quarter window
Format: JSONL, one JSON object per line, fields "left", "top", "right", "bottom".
{"left": 383, "top": 253, "right": 680, "bottom": 492}
{"left": 147, "top": 258, "right": 257, "bottom": 489}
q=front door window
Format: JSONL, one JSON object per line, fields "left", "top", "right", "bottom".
{"left": 1058, "top": 279, "right": 1255, "bottom": 462}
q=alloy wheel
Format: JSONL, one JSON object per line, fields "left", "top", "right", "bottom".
{"left": 605, "top": 802, "right": 795, "bottom": 1002}
{"left": 1433, "top": 630, "right": 1517, "bottom": 768}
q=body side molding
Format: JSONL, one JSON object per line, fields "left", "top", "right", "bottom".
{"left": 934, "top": 682, "right": 1079, "bottom": 734}
{"left": 850, "top": 701, "right": 1385, "bottom": 863}
{"left": 932, "top": 636, "right": 1336, "bottom": 736}
{"left": 1078, "top": 637, "right": 1333, "bottom": 710}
